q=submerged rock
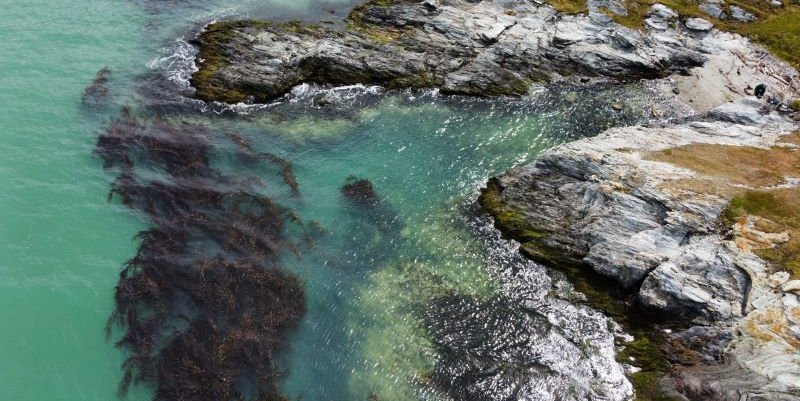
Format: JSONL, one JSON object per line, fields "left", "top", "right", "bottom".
{"left": 189, "top": 0, "right": 709, "bottom": 103}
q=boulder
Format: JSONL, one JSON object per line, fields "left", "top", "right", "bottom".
{"left": 729, "top": 5, "right": 757, "bottom": 22}
{"left": 685, "top": 17, "right": 714, "bottom": 32}
{"left": 700, "top": 2, "right": 726, "bottom": 19}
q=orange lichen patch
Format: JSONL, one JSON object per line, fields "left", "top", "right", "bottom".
{"left": 726, "top": 189, "right": 800, "bottom": 279}
{"left": 732, "top": 215, "right": 791, "bottom": 253}
{"left": 741, "top": 307, "right": 800, "bottom": 349}
{"left": 657, "top": 178, "right": 737, "bottom": 199}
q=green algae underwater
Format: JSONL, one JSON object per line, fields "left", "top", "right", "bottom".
{"left": 0, "top": 0, "right": 682, "bottom": 400}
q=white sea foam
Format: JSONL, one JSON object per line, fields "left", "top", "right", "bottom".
{"left": 146, "top": 36, "right": 199, "bottom": 93}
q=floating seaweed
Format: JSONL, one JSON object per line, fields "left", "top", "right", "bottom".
{"left": 82, "top": 66, "right": 112, "bottom": 108}
{"left": 97, "top": 108, "right": 306, "bottom": 401}
{"left": 261, "top": 152, "right": 299, "bottom": 197}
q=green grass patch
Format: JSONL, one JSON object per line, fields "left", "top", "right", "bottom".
{"left": 723, "top": 189, "right": 800, "bottom": 279}
{"left": 721, "top": 7, "right": 800, "bottom": 70}
{"left": 548, "top": 0, "right": 589, "bottom": 14}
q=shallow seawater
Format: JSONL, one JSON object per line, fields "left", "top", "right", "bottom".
{"left": 0, "top": 1, "right": 670, "bottom": 400}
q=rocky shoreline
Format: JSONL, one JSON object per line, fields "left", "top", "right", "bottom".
{"left": 190, "top": 0, "right": 716, "bottom": 103}
{"left": 481, "top": 98, "right": 800, "bottom": 400}
{"left": 188, "top": 0, "right": 800, "bottom": 399}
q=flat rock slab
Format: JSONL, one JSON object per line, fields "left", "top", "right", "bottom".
{"left": 685, "top": 17, "right": 714, "bottom": 32}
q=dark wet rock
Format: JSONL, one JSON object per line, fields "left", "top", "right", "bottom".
{"left": 189, "top": 0, "right": 708, "bottom": 103}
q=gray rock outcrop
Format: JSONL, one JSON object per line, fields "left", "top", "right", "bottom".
{"left": 730, "top": 5, "right": 757, "bottom": 22}
{"left": 483, "top": 99, "right": 800, "bottom": 400}
{"left": 190, "top": 0, "right": 709, "bottom": 103}
{"left": 684, "top": 17, "right": 714, "bottom": 32}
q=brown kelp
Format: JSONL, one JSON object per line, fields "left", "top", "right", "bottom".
{"left": 227, "top": 132, "right": 300, "bottom": 196}
{"left": 340, "top": 175, "right": 402, "bottom": 234}
{"left": 97, "top": 108, "right": 306, "bottom": 401}
{"left": 83, "top": 67, "right": 112, "bottom": 108}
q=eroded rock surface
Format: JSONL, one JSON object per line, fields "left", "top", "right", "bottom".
{"left": 483, "top": 99, "right": 800, "bottom": 400}
{"left": 190, "top": 0, "right": 711, "bottom": 103}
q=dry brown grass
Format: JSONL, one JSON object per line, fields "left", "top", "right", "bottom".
{"left": 648, "top": 137, "right": 800, "bottom": 278}
{"left": 779, "top": 132, "right": 800, "bottom": 145}
{"left": 651, "top": 143, "right": 800, "bottom": 188}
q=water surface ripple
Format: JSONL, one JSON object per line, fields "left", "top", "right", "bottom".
{"left": 0, "top": 1, "right": 676, "bottom": 400}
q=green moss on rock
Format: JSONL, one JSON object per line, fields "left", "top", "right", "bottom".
{"left": 478, "top": 178, "right": 677, "bottom": 401}
{"left": 190, "top": 21, "right": 250, "bottom": 103}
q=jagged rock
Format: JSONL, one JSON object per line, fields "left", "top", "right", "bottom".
{"left": 482, "top": 99, "right": 800, "bottom": 400}
{"left": 587, "top": 0, "right": 627, "bottom": 15}
{"left": 684, "top": 17, "right": 714, "bottom": 32}
{"left": 645, "top": 17, "right": 670, "bottom": 30}
{"left": 190, "top": 0, "right": 708, "bottom": 103}
{"left": 730, "top": 5, "right": 757, "bottom": 22}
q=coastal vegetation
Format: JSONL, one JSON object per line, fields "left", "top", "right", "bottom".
{"left": 651, "top": 134, "right": 800, "bottom": 279}
{"left": 604, "top": 0, "right": 800, "bottom": 70}
{"left": 546, "top": 0, "right": 589, "bottom": 14}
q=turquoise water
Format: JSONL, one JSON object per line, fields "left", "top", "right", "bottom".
{"left": 0, "top": 1, "right": 665, "bottom": 400}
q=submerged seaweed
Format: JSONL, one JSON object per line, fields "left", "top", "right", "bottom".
{"left": 83, "top": 66, "right": 112, "bottom": 108}
{"left": 97, "top": 108, "right": 306, "bottom": 401}
{"left": 341, "top": 175, "right": 403, "bottom": 234}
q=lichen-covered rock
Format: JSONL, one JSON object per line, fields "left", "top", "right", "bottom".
{"left": 700, "top": 2, "right": 726, "bottom": 19}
